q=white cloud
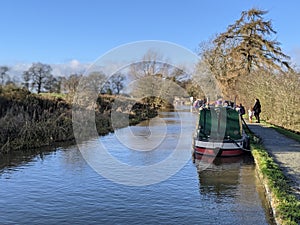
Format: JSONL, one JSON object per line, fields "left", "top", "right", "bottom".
{"left": 70, "top": 59, "right": 81, "bottom": 68}
{"left": 51, "top": 60, "right": 91, "bottom": 77}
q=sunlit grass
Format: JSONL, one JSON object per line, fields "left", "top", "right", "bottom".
{"left": 39, "top": 92, "right": 67, "bottom": 100}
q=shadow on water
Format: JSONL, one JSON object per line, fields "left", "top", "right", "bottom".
{"left": 0, "top": 149, "right": 51, "bottom": 174}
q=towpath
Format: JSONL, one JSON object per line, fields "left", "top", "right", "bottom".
{"left": 248, "top": 123, "right": 300, "bottom": 199}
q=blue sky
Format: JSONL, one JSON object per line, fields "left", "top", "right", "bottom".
{"left": 1, "top": 0, "right": 300, "bottom": 67}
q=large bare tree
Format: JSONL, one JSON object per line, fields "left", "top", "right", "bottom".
{"left": 25, "top": 62, "right": 53, "bottom": 93}
{"left": 62, "top": 73, "right": 82, "bottom": 94}
{"left": 99, "top": 73, "right": 125, "bottom": 95}
{"left": 201, "top": 8, "right": 292, "bottom": 96}
{"left": 129, "top": 50, "right": 171, "bottom": 79}
{"left": 129, "top": 50, "right": 187, "bottom": 106}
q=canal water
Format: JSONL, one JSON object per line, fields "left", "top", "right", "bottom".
{"left": 0, "top": 107, "right": 274, "bottom": 224}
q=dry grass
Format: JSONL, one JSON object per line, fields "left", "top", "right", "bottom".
{"left": 0, "top": 86, "right": 157, "bottom": 153}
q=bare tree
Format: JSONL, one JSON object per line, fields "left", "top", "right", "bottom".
{"left": 110, "top": 72, "right": 125, "bottom": 94}
{"left": 100, "top": 73, "right": 126, "bottom": 95}
{"left": 180, "top": 79, "right": 204, "bottom": 99}
{"left": 0, "top": 66, "right": 9, "bottom": 85}
{"left": 84, "top": 71, "right": 106, "bottom": 94}
{"left": 101, "top": 80, "right": 112, "bottom": 94}
{"left": 44, "top": 75, "right": 64, "bottom": 93}
{"left": 128, "top": 50, "right": 190, "bottom": 107}
{"left": 25, "top": 62, "right": 53, "bottom": 93}
{"left": 22, "top": 71, "right": 31, "bottom": 90}
{"left": 72, "top": 71, "right": 106, "bottom": 108}
{"left": 129, "top": 49, "right": 172, "bottom": 79}
{"left": 62, "top": 73, "right": 82, "bottom": 94}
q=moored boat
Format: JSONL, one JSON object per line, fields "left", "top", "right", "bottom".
{"left": 192, "top": 105, "right": 250, "bottom": 157}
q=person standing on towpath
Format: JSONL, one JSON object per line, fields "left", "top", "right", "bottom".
{"left": 252, "top": 99, "right": 261, "bottom": 123}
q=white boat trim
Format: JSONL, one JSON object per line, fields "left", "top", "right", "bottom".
{"left": 195, "top": 140, "right": 243, "bottom": 149}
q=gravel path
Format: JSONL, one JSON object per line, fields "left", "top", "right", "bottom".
{"left": 248, "top": 123, "right": 300, "bottom": 199}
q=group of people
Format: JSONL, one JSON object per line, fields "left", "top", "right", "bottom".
{"left": 193, "top": 98, "right": 262, "bottom": 123}
{"left": 239, "top": 99, "right": 261, "bottom": 123}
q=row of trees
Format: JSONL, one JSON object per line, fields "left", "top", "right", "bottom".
{"left": 0, "top": 63, "right": 126, "bottom": 95}
{"left": 0, "top": 51, "right": 200, "bottom": 100}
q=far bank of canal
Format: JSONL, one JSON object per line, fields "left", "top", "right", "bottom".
{"left": 0, "top": 108, "right": 275, "bottom": 224}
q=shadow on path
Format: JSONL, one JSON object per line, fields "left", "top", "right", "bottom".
{"left": 248, "top": 123, "right": 300, "bottom": 199}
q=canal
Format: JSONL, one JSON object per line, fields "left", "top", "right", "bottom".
{"left": 0, "top": 107, "right": 274, "bottom": 224}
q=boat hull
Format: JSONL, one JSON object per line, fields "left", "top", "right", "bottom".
{"left": 194, "top": 146, "right": 244, "bottom": 157}
{"left": 193, "top": 139, "right": 246, "bottom": 157}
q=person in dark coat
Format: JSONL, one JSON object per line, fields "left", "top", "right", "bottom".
{"left": 252, "top": 99, "right": 261, "bottom": 123}
{"left": 238, "top": 103, "right": 246, "bottom": 117}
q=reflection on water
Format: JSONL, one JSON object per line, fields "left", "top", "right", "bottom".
{"left": 194, "top": 153, "right": 275, "bottom": 224}
{"left": 194, "top": 154, "right": 242, "bottom": 196}
{"left": 0, "top": 107, "right": 274, "bottom": 224}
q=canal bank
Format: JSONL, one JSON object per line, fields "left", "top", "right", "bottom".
{"left": 0, "top": 87, "right": 158, "bottom": 154}
{"left": 248, "top": 123, "right": 300, "bottom": 225}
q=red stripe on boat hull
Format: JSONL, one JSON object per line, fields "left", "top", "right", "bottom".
{"left": 194, "top": 146, "right": 244, "bottom": 157}
{"left": 193, "top": 152, "right": 245, "bottom": 163}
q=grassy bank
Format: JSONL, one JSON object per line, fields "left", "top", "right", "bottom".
{"left": 0, "top": 86, "right": 157, "bottom": 154}
{"left": 251, "top": 141, "right": 300, "bottom": 225}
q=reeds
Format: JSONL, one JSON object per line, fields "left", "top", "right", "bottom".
{"left": 0, "top": 86, "right": 157, "bottom": 153}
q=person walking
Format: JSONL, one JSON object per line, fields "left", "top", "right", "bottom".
{"left": 253, "top": 98, "right": 261, "bottom": 123}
